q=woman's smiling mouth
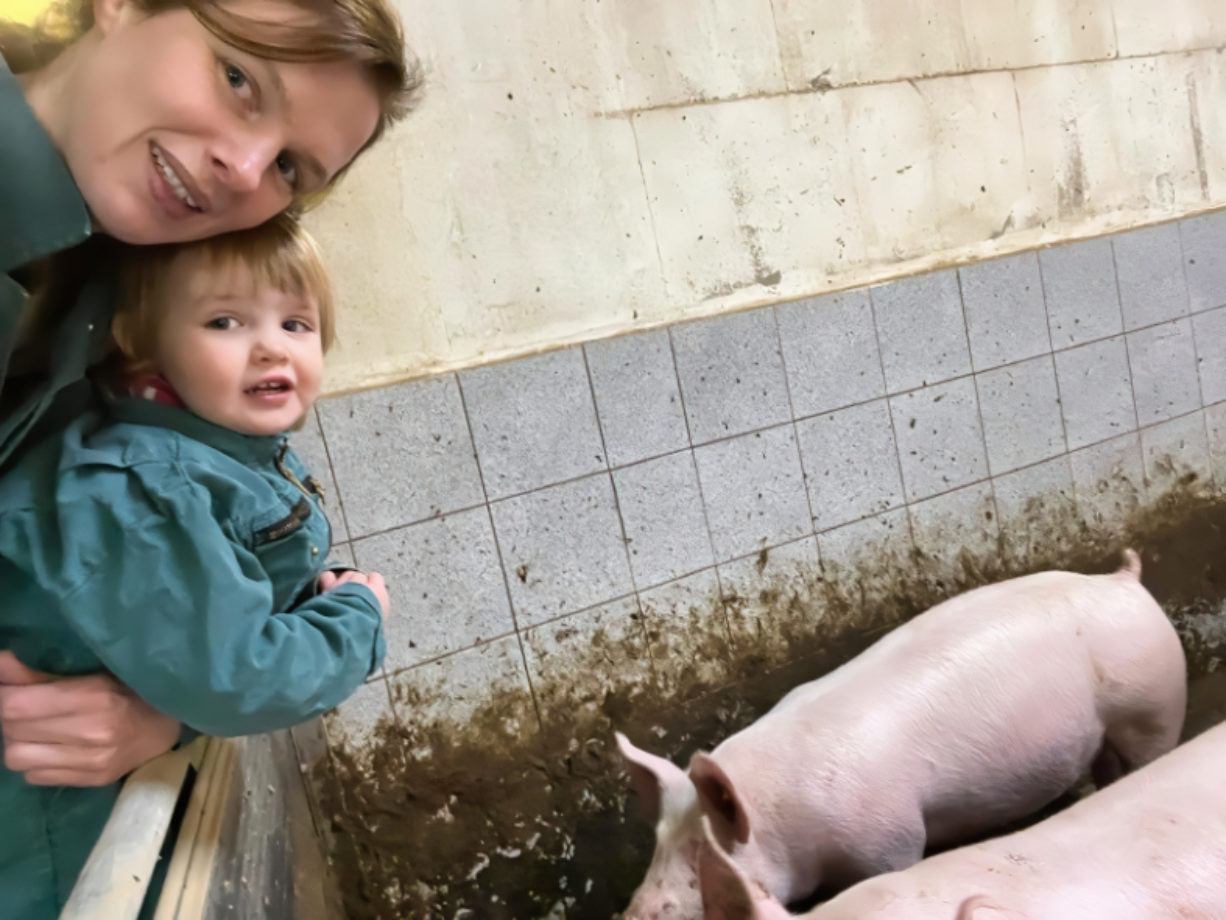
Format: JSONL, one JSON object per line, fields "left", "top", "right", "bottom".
{"left": 150, "top": 142, "right": 206, "bottom": 213}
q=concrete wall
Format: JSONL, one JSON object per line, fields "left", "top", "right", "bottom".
{"left": 301, "top": 212, "right": 1226, "bottom": 919}
{"left": 311, "top": 0, "right": 1226, "bottom": 392}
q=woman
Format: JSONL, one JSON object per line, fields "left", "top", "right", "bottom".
{"left": 0, "top": 0, "right": 419, "bottom": 884}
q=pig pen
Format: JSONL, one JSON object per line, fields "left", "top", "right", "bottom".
{"left": 293, "top": 215, "right": 1226, "bottom": 920}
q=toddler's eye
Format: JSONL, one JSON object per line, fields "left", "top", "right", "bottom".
{"left": 283, "top": 319, "right": 313, "bottom": 333}
{"left": 206, "top": 317, "right": 238, "bottom": 330}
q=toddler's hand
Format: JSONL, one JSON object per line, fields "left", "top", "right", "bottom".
{"left": 320, "top": 569, "right": 390, "bottom": 622}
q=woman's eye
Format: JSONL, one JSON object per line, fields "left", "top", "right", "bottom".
{"left": 223, "top": 63, "right": 254, "bottom": 102}
{"left": 275, "top": 152, "right": 299, "bottom": 188}
{"left": 205, "top": 317, "right": 237, "bottom": 330}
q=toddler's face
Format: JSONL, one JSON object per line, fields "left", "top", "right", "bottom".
{"left": 155, "top": 260, "right": 324, "bottom": 436}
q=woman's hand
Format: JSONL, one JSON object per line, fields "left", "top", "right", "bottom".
{"left": 0, "top": 651, "right": 181, "bottom": 787}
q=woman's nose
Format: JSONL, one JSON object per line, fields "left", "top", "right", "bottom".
{"left": 209, "top": 129, "right": 280, "bottom": 194}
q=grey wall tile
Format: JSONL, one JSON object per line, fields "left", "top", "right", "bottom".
{"left": 1040, "top": 238, "right": 1123, "bottom": 347}
{"left": 908, "top": 482, "right": 999, "bottom": 576}
{"left": 817, "top": 509, "right": 913, "bottom": 604}
{"left": 693, "top": 425, "right": 811, "bottom": 562}
{"left": 795, "top": 399, "right": 905, "bottom": 530}
{"left": 871, "top": 269, "right": 972, "bottom": 392}
{"left": 976, "top": 356, "right": 1064, "bottom": 475}
{"left": 386, "top": 636, "right": 537, "bottom": 751}
{"left": 1127, "top": 319, "right": 1201, "bottom": 424}
{"left": 613, "top": 451, "right": 715, "bottom": 589}
{"left": 1193, "top": 306, "right": 1226, "bottom": 405}
{"left": 1180, "top": 210, "right": 1226, "bottom": 312}
{"left": 585, "top": 329, "right": 689, "bottom": 467}
{"left": 1207, "top": 402, "right": 1226, "bottom": 490}
{"left": 1112, "top": 222, "right": 1189, "bottom": 330}
{"left": 522, "top": 597, "right": 653, "bottom": 724}
{"left": 490, "top": 474, "right": 633, "bottom": 627}
{"left": 719, "top": 536, "right": 820, "bottom": 664}
{"left": 1140, "top": 412, "right": 1213, "bottom": 497}
{"left": 776, "top": 290, "right": 886, "bottom": 417}
{"left": 671, "top": 307, "right": 791, "bottom": 444}
{"left": 353, "top": 508, "right": 515, "bottom": 673}
{"left": 461, "top": 348, "right": 605, "bottom": 501}
{"left": 1069, "top": 433, "right": 1146, "bottom": 536}
{"left": 289, "top": 408, "right": 347, "bottom": 543}
{"left": 890, "top": 377, "right": 988, "bottom": 502}
{"left": 1054, "top": 336, "right": 1136, "bottom": 449}
{"left": 959, "top": 252, "right": 1051, "bottom": 371}
{"left": 322, "top": 678, "right": 395, "bottom": 766}
{"left": 318, "top": 377, "right": 483, "bottom": 539}
{"left": 638, "top": 569, "right": 730, "bottom": 699}
{"left": 992, "top": 455, "right": 1077, "bottom": 564}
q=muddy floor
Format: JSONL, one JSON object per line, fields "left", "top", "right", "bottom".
{"left": 315, "top": 488, "right": 1226, "bottom": 920}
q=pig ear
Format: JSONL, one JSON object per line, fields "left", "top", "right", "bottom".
{"left": 615, "top": 731, "right": 691, "bottom": 824}
{"left": 697, "top": 817, "right": 757, "bottom": 920}
{"left": 690, "top": 752, "right": 751, "bottom": 847}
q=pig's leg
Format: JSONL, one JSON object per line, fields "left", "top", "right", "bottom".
{"left": 1100, "top": 668, "right": 1186, "bottom": 780}
{"left": 1090, "top": 742, "right": 1124, "bottom": 788}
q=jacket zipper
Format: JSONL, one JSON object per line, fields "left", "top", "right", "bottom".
{"left": 275, "top": 441, "right": 326, "bottom": 503}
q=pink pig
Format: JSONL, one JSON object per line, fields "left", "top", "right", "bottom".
{"left": 618, "top": 551, "right": 1186, "bottom": 920}
{"left": 699, "top": 718, "right": 1226, "bottom": 920}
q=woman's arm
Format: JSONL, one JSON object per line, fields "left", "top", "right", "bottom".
{"left": 0, "top": 652, "right": 181, "bottom": 787}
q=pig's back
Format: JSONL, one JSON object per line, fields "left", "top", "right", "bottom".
{"left": 715, "top": 570, "right": 1151, "bottom": 817}
{"left": 977, "top": 722, "right": 1226, "bottom": 917}
{"left": 747, "top": 570, "right": 1119, "bottom": 730}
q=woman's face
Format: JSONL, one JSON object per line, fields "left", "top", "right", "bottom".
{"left": 62, "top": 0, "right": 382, "bottom": 244}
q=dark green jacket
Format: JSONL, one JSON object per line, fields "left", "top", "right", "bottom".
{"left": 0, "top": 395, "right": 385, "bottom": 919}
{"left": 0, "top": 54, "right": 102, "bottom": 470}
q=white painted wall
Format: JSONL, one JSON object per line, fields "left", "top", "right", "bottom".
{"left": 310, "top": 0, "right": 1226, "bottom": 393}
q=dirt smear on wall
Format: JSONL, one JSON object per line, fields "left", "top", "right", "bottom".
{"left": 316, "top": 485, "right": 1226, "bottom": 920}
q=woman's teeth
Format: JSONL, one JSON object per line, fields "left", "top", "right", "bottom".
{"left": 152, "top": 147, "right": 200, "bottom": 210}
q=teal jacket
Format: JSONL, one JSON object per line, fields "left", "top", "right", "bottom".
{"left": 0, "top": 395, "right": 385, "bottom": 918}
{"left": 0, "top": 54, "right": 104, "bottom": 471}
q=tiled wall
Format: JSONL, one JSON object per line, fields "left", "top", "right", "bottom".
{"left": 294, "top": 211, "right": 1226, "bottom": 764}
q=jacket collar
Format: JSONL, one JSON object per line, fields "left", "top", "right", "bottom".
{"left": 0, "top": 54, "right": 92, "bottom": 274}
{"left": 106, "top": 393, "right": 288, "bottom": 466}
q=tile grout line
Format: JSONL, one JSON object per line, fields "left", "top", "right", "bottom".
{"left": 310, "top": 402, "right": 392, "bottom": 776}
{"left": 1109, "top": 237, "right": 1158, "bottom": 504}
{"left": 579, "top": 343, "right": 659, "bottom": 683}
{"left": 770, "top": 302, "right": 823, "bottom": 564}
{"left": 1176, "top": 220, "right": 1217, "bottom": 489}
{"left": 311, "top": 405, "right": 355, "bottom": 548}
{"left": 1035, "top": 249, "right": 1074, "bottom": 457}
{"left": 955, "top": 268, "right": 1004, "bottom": 548}
{"left": 867, "top": 284, "right": 920, "bottom": 553}
{"left": 664, "top": 326, "right": 734, "bottom": 649}
{"left": 452, "top": 372, "right": 548, "bottom": 737}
